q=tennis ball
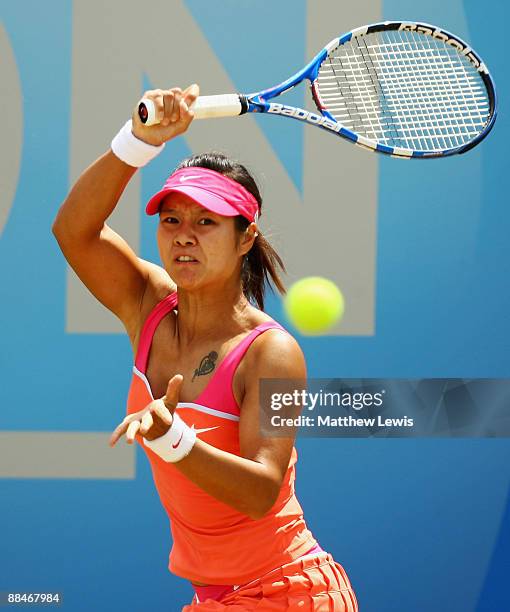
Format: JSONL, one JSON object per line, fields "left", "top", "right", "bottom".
{"left": 283, "top": 276, "right": 345, "bottom": 335}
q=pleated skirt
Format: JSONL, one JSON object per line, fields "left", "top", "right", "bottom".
{"left": 182, "top": 551, "right": 358, "bottom": 611}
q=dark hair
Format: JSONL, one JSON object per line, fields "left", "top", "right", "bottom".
{"left": 174, "top": 152, "right": 286, "bottom": 310}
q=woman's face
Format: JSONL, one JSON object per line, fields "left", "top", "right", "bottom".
{"left": 157, "top": 193, "right": 246, "bottom": 290}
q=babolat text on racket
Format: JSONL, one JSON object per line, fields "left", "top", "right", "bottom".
{"left": 138, "top": 21, "right": 497, "bottom": 158}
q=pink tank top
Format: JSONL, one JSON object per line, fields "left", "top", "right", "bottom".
{"left": 126, "top": 292, "right": 317, "bottom": 586}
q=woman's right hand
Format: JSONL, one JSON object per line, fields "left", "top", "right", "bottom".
{"left": 132, "top": 84, "right": 200, "bottom": 146}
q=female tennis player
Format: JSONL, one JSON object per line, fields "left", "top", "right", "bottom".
{"left": 52, "top": 84, "right": 358, "bottom": 611}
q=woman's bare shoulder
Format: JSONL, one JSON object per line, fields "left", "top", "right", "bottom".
{"left": 141, "top": 260, "right": 176, "bottom": 306}
{"left": 243, "top": 307, "right": 305, "bottom": 372}
{"left": 244, "top": 304, "right": 280, "bottom": 327}
{"left": 129, "top": 260, "right": 176, "bottom": 350}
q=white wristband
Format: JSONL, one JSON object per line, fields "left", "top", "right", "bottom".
{"left": 143, "top": 412, "right": 196, "bottom": 463}
{"left": 111, "top": 120, "right": 165, "bottom": 167}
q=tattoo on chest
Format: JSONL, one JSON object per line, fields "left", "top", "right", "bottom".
{"left": 192, "top": 351, "right": 218, "bottom": 381}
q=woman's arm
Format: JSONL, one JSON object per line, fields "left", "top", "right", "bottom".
{"left": 52, "top": 85, "right": 199, "bottom": 332}
{"left": 112, "top": 330, "right": 306, "bottom": 520}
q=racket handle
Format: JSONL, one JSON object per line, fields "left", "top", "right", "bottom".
{"left": 192, "top": 95, "right": 244, "bottom": 119}
{"left": 138, "top": 94, "right": 245, "bottom": 125}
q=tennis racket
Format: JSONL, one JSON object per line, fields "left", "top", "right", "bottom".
{"left": 138, "top": 21, "right": 497, "bottom": 159}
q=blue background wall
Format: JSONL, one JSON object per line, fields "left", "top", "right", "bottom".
{"left": 1, "top": 1, "right": 509, "bottom": 611}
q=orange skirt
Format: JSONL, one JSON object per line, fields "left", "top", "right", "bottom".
{"left": 182, "top": 551, "right": 358, "bottom": 611}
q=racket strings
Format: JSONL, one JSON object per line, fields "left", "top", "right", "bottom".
{"left": 381, "top": 30, "right": 486, "bottom": 149}
{"left": 315, "top": 29, "right": 491, "bottom": 152}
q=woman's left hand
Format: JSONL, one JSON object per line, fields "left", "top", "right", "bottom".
{"left": 109, "top": 374, "right": 184, "bottom": 447}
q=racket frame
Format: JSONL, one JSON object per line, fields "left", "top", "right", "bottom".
{"left": 138, "top": 21, "right": 497, "bottom": 158}
{"left": 241, "top": 21, "right": 497, "bottom": 158}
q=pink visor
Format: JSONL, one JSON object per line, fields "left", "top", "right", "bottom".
{"left": 145, "top": 167, "right": 260, "bottom": 222}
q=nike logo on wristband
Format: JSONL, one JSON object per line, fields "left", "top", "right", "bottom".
{"left": 172, "top": 432, "right": 184, "bottom": 449}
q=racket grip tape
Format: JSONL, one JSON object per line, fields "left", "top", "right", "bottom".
{"left": 138, "top": 94, "right": 247, "bottom": 125}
